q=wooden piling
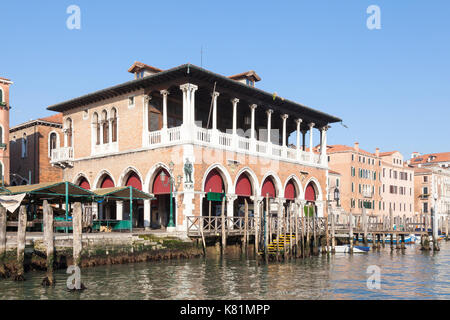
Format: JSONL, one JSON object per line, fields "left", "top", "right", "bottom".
{"left": 401, "top": 234, "right": 406, "bottom": 250}
{"left": 362, "top": 207, "right": 368, "bottom": 246}
{"left": 445, "top": 216, "right": 449, "bottom": 241}
{"left": 73, "top": 202, "right": 83, "bottom": 267}
{"left": 244, "top": 198, "right": 248, "bottom": 253}
{"left": 289, "top": 204, "right": 293, "bottom": 259}
{"left": 15, "top": 206, "right": 27, "bottom": 281}
{"left": 395, "top": 232, "right": 401, "bottom": 250}
{"left": 0, "top": 205, "right": 7, "bottom": 277}
{"left": 42, "top": 201, "right": 55, "bottom": 286}
{"left": 264, "top": 195, "right": 269, "bottom": 263}
{"left": 349, "top": 211, "right": 353, "bottom": 254}
{"left": 305, "top": 211, "right": 310, "bottom": 256}
{"left": 330, "top": 211, "right": 335, "bottom": 253}
{"left": 221, "top": 196, "right": 226, "bottom": 255}
{"left": 431, "top": 207, "right": 440, "bottom": 251}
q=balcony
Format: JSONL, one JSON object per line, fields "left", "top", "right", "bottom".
{"left": 362, "top": 190, "right": 374, "bottom": 198}
{"left": 51, "top": 147, "right": 74, "bottom": 168}
{"left": 146, "top": 125, "right": 323, "bottom": 167}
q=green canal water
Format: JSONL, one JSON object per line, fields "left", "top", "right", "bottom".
{"left": 1, "top": 242, "right": 450, "bottom": 300}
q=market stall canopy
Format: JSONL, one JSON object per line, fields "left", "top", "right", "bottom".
{"left": 93, "top": 186, "right": 155, "bottom": 201}
{"left": 0, "top": 182, "right": 96, "bottom": 199}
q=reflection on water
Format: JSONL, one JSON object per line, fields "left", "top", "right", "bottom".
{"left": 1, "top": 242, "right": 450, "bottom": 300}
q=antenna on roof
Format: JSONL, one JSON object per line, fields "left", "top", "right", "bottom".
{"left": 340, "top": 121, "right": 348, "bottom": 129}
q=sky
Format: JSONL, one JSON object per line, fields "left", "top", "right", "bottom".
{"left": 1, "top": 0, "right": 449, "bottom": 159}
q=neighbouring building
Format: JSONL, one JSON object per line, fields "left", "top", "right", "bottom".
{"left": 0, "top": 76, "right": 12, "bottom": 185}
{"left": 46, "top": 62, "right": 341, "bottom": 231}
{"left": 408, "top": 152, "right": 450, "bottom": 218}
{"left": 9, "top": 114, "right": 63, "bottom": 185}
{"left": 379, "top": 151, "right": 415, "bottom": 217}
{"left": 326, "top": 143, "right": 382, "bottom": 215}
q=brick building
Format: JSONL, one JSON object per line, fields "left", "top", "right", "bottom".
{"left": 9, "top": 114, "right": 63, "bottom": 185}
{"left": 379, "top": 151, "right": 415, "bottom": 217}
{"left": 47, "top": 62, "right": 341, "bottom": 231}
{"left": 326, "top": 143, "right": 382, "bottom": 215}
{"left": 0, "top": 77, "right": 12, "bottom": 185}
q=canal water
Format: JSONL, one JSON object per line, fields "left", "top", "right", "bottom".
{"left": 1, "top": 242, "right": 450, "bottom": 300}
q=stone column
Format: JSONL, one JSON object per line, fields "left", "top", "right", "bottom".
{"left": 309, "top": 122, "right": 315, "bottom": 158}
{"left": 266, "top": 109, "right": 273, "bottom": 155}
{"left": 161, "top": 90, "right": 170, "bottom": 130}
{"left": 250, "top": 104, "right": 257, "bottom": 152}
{"left": 142, "top": 95, "right": 151, "bottom": 146}
{"left": 211, "top": 92, "right": 220, "bottom": 144}
{"left": 231, "top": 98, "right": 239, "bottom": 149}
{"left": 296, "top": 119, "right": 302, "bottom": 160}
{"left": 227, "top": 195, "right": 237, "bottom": 230}
{"left": 180, "top": 83, "right": 198, "bottom": 141}
{"left": 190, "top": 85, "right": 198, "bottom": 128}
{"left": 281, "top": 114, "right": 289, "bottom": 157}
{"left": 116, "top": 201, "right": 123, "bottom": 220}
{"left": 144, "top": 199, "right": 151, "bottom": 230}
{"left": 320, "top": 125, "right": 328, "bottom": 165}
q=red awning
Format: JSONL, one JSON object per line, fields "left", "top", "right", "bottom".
{"left": 100, "top": 176, "right": 114, "bottom": 188}
{"left": 235, "top": 174, "right": 252, "bottom": 197}
{"left": 79, "top": 178, "right": 90, "bottom": 190}
{"left": 204, "top": 169, "right": 224, "bottom": 193}
{"left": 284, "top": 181, "right": 296, "bottom": 200}
{"left": 126, "top": 172, "right": 142, "bottom": 191}
{"left": 261, "top": 178, "right": 276, "bottom": 198}
{"left": 305, "top": 184, "right": 316, "bottom": 202}
{"left": 153, "top": 169, "right": 170, "bottom": 194}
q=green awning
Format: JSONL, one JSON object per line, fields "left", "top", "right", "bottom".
{"left": 0, "top": 182, "right": 95, "bottom": 198}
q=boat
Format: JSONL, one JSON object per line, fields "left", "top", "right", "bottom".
{"left": 363, "top": 234, "right": 416, "bottom": 244}
{"left": 333, "top": 245, "right": 370, "bottom": 253}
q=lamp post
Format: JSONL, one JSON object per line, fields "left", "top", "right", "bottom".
{"left": 160, "top": 162, "right": 183, "bottom": 231}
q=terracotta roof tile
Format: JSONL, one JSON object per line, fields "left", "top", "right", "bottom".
{"left": 128, "top": 61, "right": 163, "bottom": 74}
{"left": 409, "top": 152, "right": 450, "bottom": 165}
{"left": 326, "top": 144, "right": 376, "bottom": 157}
{"left": 39, "top": 113, "right": 63, "bottom": 124}
{"left": 228, "top": 70, "right": 261, "bottom": 82}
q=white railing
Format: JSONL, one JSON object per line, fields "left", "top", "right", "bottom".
{"left": 143, "top": 125, "right": 324, "bottom": 167}
{"left": 167, "top": 127, "right": 181, "bottom": 142}
{"left": 51, "top": 147, "right": 74, "bottom": 163}
{"left": 148, "top": 131, "right": 162, "bottom": 145}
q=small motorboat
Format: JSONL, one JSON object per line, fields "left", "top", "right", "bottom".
{"left": 333, "top": 245, "right": 370, "bottom": 253}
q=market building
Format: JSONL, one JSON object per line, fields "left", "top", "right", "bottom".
{"left": 47, "top": 62, "right": 341, "bottom": 231}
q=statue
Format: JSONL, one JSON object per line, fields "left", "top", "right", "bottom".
{"left": 184, "top": 158, "right": 193, "bottom": 184}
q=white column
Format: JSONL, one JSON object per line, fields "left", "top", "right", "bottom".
{"left": 231, "top": 98, "right": 239, "bottom": 149}
{"left": 180, "top": 83, "right": 198, "bottom": 141}
{"left": 320, "top": 125, "right": 328, "bottom": 165}
{"left": 266, "top": 109, "right": 273, "bottom": 155}
{"left": 116, "top": 201, "right": 124, "bottom": 220}
{"left": 143, "top": 95, "right": 150, "bottom": 146}
{"left": 309, "top": 122, "right": 315, "bottom": 157}
{"left": 161, "top": 90, "right": 169, "bottom": 130}
{"left": 296, "top": 119, "right": 302, "bottom": 152}
{"left": 281, "top": 114, "right": 289, "bottom": 147}
{"left": 144, "top": 199, "right": 151, "bottom": 229}
{"left": 108, "top": 118, "right": 113, "bottom": 145}
{"left": 190, "top": 85, "right": 198, "bottom": 127}
{"left": 212, "top": 92, "right": 219, "bottom": 130}
{"left": 250, "top": 104, "right": 257, "bottom": 152}
{"left": 180, "top": 84, "right": 190, "bottom": 128}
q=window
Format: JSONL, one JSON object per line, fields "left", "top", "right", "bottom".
{"left": 128, "top": 96, "right": 135, "bottom": 108}
{"left": 336, "top": 179, "right": 340, "bottom": 187}
{"left": 423, "top": 176, "right": 428, "bottom": 182}
{"left": 93, "top": 112, "right": 100, "bottom": 145}
{"left": 351, "top": 182, "right": 354, "bottom": 192}
{"left": 22, "top": 133, "right": 27, "bottom": 158}
{"left": 111, "top": 108, "right": 118, "bottom": 142}
{"left": 423, "top": 187, "right": 428, "bottom": 195}
{"left": 0, "top": 126, "right": 3, "bottom": 144}
{"left": 101, "top": 111, "right": 109, "bottom": 144}
{"left": 49, "top": 132, "right": 58, "bottom": 157}
{"left": 0, "top": 88, "right": 3, "bottom": 103}
{"left": 246, "top": 79, "right": 255, "bottom": 87}
{"left": 423, "top": 202, "right": 428, "bottom": 213}
{"left": 65, "top": 118, "right": 73, "bottom": 147}
{"left": 352, "top": 154, "right": 354, "bottom": 161}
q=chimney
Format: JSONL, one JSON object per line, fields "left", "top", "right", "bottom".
{"left": 411, "top": 152, "right": 421, "bottom": 159}
{"left": 375, "top": 148, "right": 380, "bottom": 157}
{"left": 354, "top": 142, "right": 359, "bottom": 152}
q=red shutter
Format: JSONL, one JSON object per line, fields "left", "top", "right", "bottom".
{"left": 79, "top": 178, "right": 91, "bottom": 190}
{"left": 235, "top": 174, "right": 252, "bottom": 197}
{"left": 284, "top": 181, "right": 296, "bottom": 200}
{"left": 305, "top": 184, "right": 316, "bottom": 202}
{"left": 100, "top": 176, "right": 114, "bottom": 188}
{"left": 152, "top": 169, "right": 171, "bottom": 194}
{"left": 126, "top": 172, "right": 142, "bottom": 191}
{"left": 204, "top": 169, "right": 224, "bottom": 193}
{"left": 261, "top": 178, "right": 276, "bottom": 198}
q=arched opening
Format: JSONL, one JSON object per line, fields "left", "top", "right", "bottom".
{"left": 150, "top": 168, "right": 176, "bottom": 229}
{"left": 202, "top": 169, "right": 226, "bottom": 219}
{"left": 65, "top": 118, "right": 73, "bottom": 147}
{"left": 234, "top": 172, "right": 254, "bottom": 219}
{"left": 101, "top": 110, "right": 109, "bottom": 144}
{"left": 0, "top": 88, "right": 3, "bottom": 103}
{"left": 78, "top": 177, "right": 90, "bottom": 190}
{"left": 0, "top": 126, "right": 3, "bottom": 145}
{"left": 304, "top": 182, "right": 317, "bottom": 217}
{"left": 124, "top": 171, "right": 144, "bottom": 228}
{"left": 49, "top": 132, "right": 58, "bottom": 157}
{"left": 98, "top": 173, "right": 116, "bottom": 220}
{"left": 261, "top": 176, "right": 277, "bottom": 218}
{"left": 92, "top": 112, "right": 100, "bottom": 145}
{"left": 111, "top": 108, "right": 118, "bottom": 142}
{"left": 284, "top": 179, "right": 298, "bottom": 216}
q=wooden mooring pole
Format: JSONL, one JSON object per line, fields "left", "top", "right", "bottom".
{"left": 221, "top": 196, "right": 226, "bottom": 255}
{"left": 15, "top": 206, "right": 27, "bottom": 281}
{"left": 244, "top": 198, "right": 248, "bottom": 253}
{"left": 349, "top": 211, "right": 353, "bottom": 254}
{"left": 431, "top": 207, "right": 440, "bottom": 251}
{"left": 264, "top": 195, "right": 269, "bottom": 263}
{"left": 0, "top": 205, "right": 7, "bottom": 277}
{"left": 73, "top": 203, "right": 83, "bottom": 267}
{"left": 42, "top": 201, "right": 55, "bottom": 286}
{"left": 330, "top": 211, "right": 335, "bottom": 253}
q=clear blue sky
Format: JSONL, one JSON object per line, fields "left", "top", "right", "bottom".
{"left": 1, "top": 0, "right": 449, "bottom": 159}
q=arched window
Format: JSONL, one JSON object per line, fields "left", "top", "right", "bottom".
{"left": 101, "top": 110, "right": 109, "bottom": 144}
{"left": 0, "top": 161, "right": 3, "bottom": 183}
{"left": 0, "top": 88, "right": 3, "bottom": 103}
{"left": 111, "top": 108, "right": 118, "bottom": 142}
{"left": 22, "top": 133, "right": 27, "bottom": 158}
{"left": 0, "top": 126, "right": 3, "bottom": 144}
{"left": 65, "top": 118, "right": 73, "bottom": 147}
{"left": 92, "top": 112, "right": 100, "bottom": 145}
{"left": 49, "top": 132, "right": 58, "bottom": 157}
